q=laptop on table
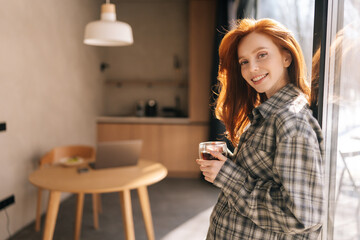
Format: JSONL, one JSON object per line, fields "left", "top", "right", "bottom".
{"left": 92, "top": 140, "right": 143, "bottom": 169}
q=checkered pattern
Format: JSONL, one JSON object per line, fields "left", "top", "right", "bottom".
{"left": 207, "top": 84, "right": 324, "bottom": 240}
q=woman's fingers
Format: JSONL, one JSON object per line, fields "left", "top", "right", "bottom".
{"left": 209, "top": 151, "right": 227, "bottom": 161}
{"left": 204, "top": 176, "right": 212, "bottom": 182}
{"left": 196, "top": 158, "right": 226, "bottom": 183}
{"left": 197, "top": 160, "right": 211, "bottom": 172}
{"left": 203, "top": 171, "right": 218, "bottom": 183}
{"left": 196, "top": 159, "right": 211, "bottom": 166}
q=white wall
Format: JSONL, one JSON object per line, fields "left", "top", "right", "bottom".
{"left": 0, "top": 0, "right": 104, "bottom": 239}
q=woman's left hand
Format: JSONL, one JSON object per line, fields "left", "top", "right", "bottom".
{"left": 196, "top": 151, "right": 227, "bottom": 183}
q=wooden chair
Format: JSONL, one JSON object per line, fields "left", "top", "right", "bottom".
{"left": 35, "top": 145, "right": 102, "bottom": 233}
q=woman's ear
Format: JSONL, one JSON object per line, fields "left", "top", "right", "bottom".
{"left": 283, "top": 50, "right": 292, "bottom": 68}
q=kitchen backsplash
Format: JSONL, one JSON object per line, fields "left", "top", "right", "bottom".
{"left": 103, "top": 84, "right": 188, "bottom": 117}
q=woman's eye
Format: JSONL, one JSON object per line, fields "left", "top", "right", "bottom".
{"left": 258, "top": 52, "right": 268, "bottom": 58}
{"left": 239, "top": 60, "right": 248, "bottom": 66}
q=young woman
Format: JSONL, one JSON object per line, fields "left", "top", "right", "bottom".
{"left": 196, "top": 18, "right": 324, "bottom": 239}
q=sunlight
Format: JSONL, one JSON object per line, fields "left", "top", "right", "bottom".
{"left": 161, "top": 207, "right": 213, "bottom": 240}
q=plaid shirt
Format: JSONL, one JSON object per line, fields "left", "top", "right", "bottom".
{"left": 207, "top": 84, "right": 324, "bottom": 240}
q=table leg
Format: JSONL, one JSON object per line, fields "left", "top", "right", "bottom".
{"left": 119, "top": 190, "right": 135, "bottom": 240}
{"left": 97, "top": 193, "right": 103, "bottom": 213}
{"left": 92, "top": 193, "right": 99, "bottom": 229}
{"left": 74, "top": 193, "right": 84, "bottom": 240}
{"left": 137, "top": 186, "right": 155, "bottom": 240}
{"left": 43, "top": 190, "right": 61, "bottom": 240}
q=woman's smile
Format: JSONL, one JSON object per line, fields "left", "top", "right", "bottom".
{"left": 251, "top": 73, "right": 268, "bottom": 84}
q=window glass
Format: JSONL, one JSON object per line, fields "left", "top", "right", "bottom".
{"left": 323, "top": 0, "right": 360, "bottom": 239}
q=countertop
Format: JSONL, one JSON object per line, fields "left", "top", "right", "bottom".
{"left": 97, "top": 116, "right": 191, "bottom": 124}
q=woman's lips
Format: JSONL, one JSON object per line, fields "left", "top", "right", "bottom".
{"left": 251, "top": 73, "right": 268, "bottom": 85}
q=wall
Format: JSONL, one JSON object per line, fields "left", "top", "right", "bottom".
{"left": 102, "top": 0, "right": 189, "bottom": 116}
{"left": 0, "top": 0, "right": 104, "bottom": 238}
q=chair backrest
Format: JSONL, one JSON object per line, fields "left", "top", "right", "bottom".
{"left": 39, "top": 145, "right": 95, "bottom": 167}
{"left": 340, "top": 151, "right": 360, "bottom": 159}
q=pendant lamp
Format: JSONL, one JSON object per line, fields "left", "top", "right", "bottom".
{"left": 84, "top": 0, "right": 133, "bottom": 46}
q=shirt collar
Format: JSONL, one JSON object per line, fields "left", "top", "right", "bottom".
{"left": 251, "top": 83, "right": 304, "bottom": 121}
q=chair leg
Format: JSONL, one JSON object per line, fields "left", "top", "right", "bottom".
{"left": 35, "top": 188, "right": 43, "bottom": 232}
{"left": 92, "top": 193, "right": 99, "bottom": 229}
{"left": 74, "top": 193, "right": 84, "bottom": 240}
{"left": 334, "top": 168, "right": 346, "bottom": 214}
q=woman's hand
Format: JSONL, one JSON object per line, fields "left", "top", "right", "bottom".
{"left": 196, "top": 151, "right": 227, "bottom": 183}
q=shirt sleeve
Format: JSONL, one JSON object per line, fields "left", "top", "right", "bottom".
{"left": 213, "top": 136, "right": 324, "bottom": 234}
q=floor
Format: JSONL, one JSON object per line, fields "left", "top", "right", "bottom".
{"left": 11, "top": 178, "right": 220, "bottom": 240}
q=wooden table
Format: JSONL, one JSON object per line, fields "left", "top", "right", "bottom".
{"left": 29, "top": 160, "right": 167, "bottom": 240}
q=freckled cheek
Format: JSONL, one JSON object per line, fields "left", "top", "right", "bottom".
{"left": 240, "top": 69, "right": 251, "bottom": 84}
{"left": 260, "top": 57, "right": 271, "bottom": 66}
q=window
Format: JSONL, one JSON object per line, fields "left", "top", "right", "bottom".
{"left": 322, "top": 0, "right": 360, "bottom": 239}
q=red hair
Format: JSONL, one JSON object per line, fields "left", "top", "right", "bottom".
{"left": 215, "top": 18, "right": 309, "bottom": 146}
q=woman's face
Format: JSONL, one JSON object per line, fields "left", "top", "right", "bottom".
{"left": 237, "top": 32, "right": 292, "bottom": 98}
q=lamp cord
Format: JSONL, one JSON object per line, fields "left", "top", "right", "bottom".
{"left": 4, "top": 208, "right": 12, "bottom": 239}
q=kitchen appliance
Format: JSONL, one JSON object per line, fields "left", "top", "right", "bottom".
{"left": 145, "top": 99, "right": 157, "bottom": 117}
{"left": 135, "top": 100, "right": 146, "bottom": 117}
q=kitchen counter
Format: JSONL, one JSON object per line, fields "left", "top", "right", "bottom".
{"left": 97, "top": 116, "right": 191, "bottom": 125}
{"left": 97, "top": 116, "right": 209, "bottom": 177}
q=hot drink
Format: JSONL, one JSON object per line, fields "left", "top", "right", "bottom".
{"left": 200, "top": 151, "right": 225, "bottom": 160}
{"left": 199, "top": 141, "right": 227, "bottom": 160}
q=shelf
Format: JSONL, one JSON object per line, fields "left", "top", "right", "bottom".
{"left": 105, "top": 79, "right": 188, "bottom": 88}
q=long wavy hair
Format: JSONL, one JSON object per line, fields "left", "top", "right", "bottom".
{"left": 215, "top": 18, "right": 309, "bottom": 146}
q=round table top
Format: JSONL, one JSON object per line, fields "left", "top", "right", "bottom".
{"left": 29, "top": 160, "right": 168, "bottom": 193}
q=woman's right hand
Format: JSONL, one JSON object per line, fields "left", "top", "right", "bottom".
{"left": 196, "top": 151, "right": 227, "bottom": 183}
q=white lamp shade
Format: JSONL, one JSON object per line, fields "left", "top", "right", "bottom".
{"left": 84, "top": 2, "right": 133, "bottom": 47}
{"left": 84, "top": 20, "right": 133, "bottom": 46}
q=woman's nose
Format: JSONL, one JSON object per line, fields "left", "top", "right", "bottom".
{"left": 249, "top": 61, "right": 259, "bottom": 72}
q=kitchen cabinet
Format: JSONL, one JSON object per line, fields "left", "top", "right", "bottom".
{"left": 189, "top": 0, "right": 216, "bottom": 122}
{"left": 97, "top": 123, "right": 208, "bottom": 177}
